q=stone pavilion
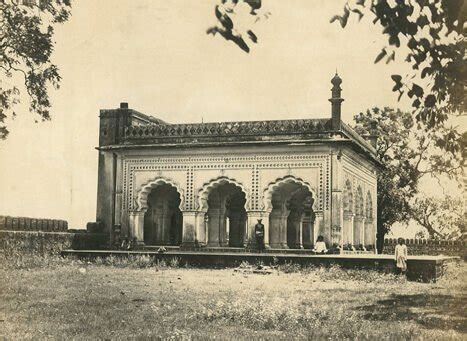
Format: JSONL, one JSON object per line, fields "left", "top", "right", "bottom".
{"left": 95, "top": 74, "right": 380, "bottom": 251}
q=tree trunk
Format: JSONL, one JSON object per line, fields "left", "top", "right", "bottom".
{"left": 376, "top": 221, "right": 386, "bottom": 254}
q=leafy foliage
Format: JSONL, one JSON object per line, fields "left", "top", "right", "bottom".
{"left": 207, "top": 0, "right": 269, "bottom": 53}
{"left": 410, "top": 196, "right": 465, "bottom": 240}
{"left": 353, "top": 107, "right": 464, "bottom": 250}
{"left": 0, "top": 0, "right": 71, "bottom": 139}
{"left": 332, "top": 0, "right": 466, "bottom": 127}
{"left": 208, "top": 1, "right": 466, "bottom": 128}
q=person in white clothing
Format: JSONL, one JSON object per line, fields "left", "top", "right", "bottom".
{"left": 395, "top": 238, "right": 408, "bottom": 274}
{"left": 313, "top": 235, "right": 328, "bottom": 254}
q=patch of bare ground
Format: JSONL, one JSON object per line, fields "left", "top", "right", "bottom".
{"left": 0, "top": 255, "right": 465, "bottom": 339}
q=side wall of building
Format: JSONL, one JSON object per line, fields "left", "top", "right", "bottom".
{"left": 341, "top": 148, "right": 378, "bottom": 249}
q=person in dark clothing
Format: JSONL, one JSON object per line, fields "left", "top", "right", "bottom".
{"left": 255, "top": 219, "right": 265, "bottom": 252}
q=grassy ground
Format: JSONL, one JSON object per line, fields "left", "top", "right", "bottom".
{"left": 0, "top": 255, "right": 465, "bottom": 340}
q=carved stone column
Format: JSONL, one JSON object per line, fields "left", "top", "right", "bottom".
{"left": 287, "top": 210, "right": 303, "bottom": 249}
{"left": 197, "top": 212, "right": 208, "bottom": 246}
{"left": 361, "top": 217, "right": 366, "bottom": 246}
{"left": 279, "top": 208, "right": 290, "bottom": 249}
{"left": 225, "top": 213, "right": 231, "bottom": 245}
{"left": 269, "top": 208, "right": 290, "bottom": 249}
{"left": 181, "top": 211, "right": 197, "bottom": 248}
{"left": 314, "top": 211, "right": 325, "bottom": 243}
{"left": 364, "top": 218, "right": 375, "bottom": 249}
{"left": 152, "top": 202, "right": 170, "bottom": 245}
{"left": 161, "top": 204, "right": 172, "bottom": 244}
{"left": 218, "top": 203, "right": 228, "bottom": 247}
{"left": 129, "top": 211, "right": 145, "bottom": 244}
{"left": 241, "top": 213, "right": 248, "bottom": 247}
{"left": 342, "top": 212, "right": 354, "bottom": 246}
{"left": 227, "top": 211, "right": 244, "bottom": 247}
{"left": 330, "top": 150, "right": 344, "bottom": 250}
{"left": 302, "top": 214, "right": 314, "bottom": 249}
{"left": 268, "top": 209, "right": 282, "bottom": 249}
{"left": 207, "top": 208, "right": 221, "bottom": 247}
{"left": 353, "top": 215, "right": 364, "bottom": 246}
{"left": 112, "top": 156, "right": 123, "bottom": 247}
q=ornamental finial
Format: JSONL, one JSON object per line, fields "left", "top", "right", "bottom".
{"left": 331, "top": 72, "right": 342, "bottom": 88}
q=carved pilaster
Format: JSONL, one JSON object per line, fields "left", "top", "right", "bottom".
{"left": 331, "top": 150, "right": 344, "bottom": 248}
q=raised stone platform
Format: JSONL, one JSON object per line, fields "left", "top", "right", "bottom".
{"left": 61, "top": 249, "right": 460, "bottom": 283}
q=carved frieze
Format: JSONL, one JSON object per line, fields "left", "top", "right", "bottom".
{"left": 122, "top": 154, "right": 330, "bottom": 212}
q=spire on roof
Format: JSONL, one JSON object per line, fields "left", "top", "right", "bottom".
{"left": 329, "top": 72, "right": 344, "bottom": 130}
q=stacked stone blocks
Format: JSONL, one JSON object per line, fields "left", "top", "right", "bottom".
{"left": 0, "top": 215, "right": 68, "bottom": 232}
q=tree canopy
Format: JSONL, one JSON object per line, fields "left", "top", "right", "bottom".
{"left": 207, "top": 1, "right": 466, "bottom": 244}
{"left": 410, "top": 195, "right": 465, "bottom": 240}
{"left": 332, "top": 0, "right": 466, "bottom": 128}
{"left": 0, "top": 0, "right": 71, "bottom": 140}
{"left": 209, "top": 0, "right": 466, "bottom": 129}
{"left": 353, "top": 107, "right": 464, "bottom": 250}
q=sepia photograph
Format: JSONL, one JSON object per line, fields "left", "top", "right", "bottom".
{"left": 0, "top": 0, "right": 465, "bottom": 339}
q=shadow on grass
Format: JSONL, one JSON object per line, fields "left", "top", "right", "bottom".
{"left": 356, "top": 293, "right": 467, "bottom": 333}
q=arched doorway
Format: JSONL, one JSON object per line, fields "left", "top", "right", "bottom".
{"left": 267, "top": 178, "right": 315, "bottom": 249}
{"left": 206, "top": 182, "right": 247, "bottom": 247}
{"left": 143, "top": 183, "right": 183, "bottom": 246}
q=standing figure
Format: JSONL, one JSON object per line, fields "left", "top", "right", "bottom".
{"left": 395, "top": 238, "right": 408, "bottom": 275}
{"left": 255, "top": 219, "right": 265, "bottom": 252}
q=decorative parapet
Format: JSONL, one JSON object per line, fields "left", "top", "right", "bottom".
{"left": 383, "top": 238, "right": 465, "bottom": 257}
{"left": 123, "top": 118, "right": 333, "bottom": 140}
{"left": 98, "top": 103, "right": 379, "bottom": 163}
{"left": 384, "top": 238, "right": 465, "bottom": 246}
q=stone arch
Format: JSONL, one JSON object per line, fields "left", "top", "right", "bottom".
{"left": 136, "top": 177, "right": 185, "bottom": 211}
{"left": 343, "top": 179, "right": 353, "bottom": 214}
{"left": 262, "top": 175, "right": 316, "bottom": 212}
{"left": 198, "top": 176, "right": 249, "bottom": 212}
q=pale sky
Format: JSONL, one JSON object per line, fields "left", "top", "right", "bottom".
{"left": 0, "top": 0, "right": 438, "bottom": 234}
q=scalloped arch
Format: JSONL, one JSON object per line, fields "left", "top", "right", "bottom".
{"left": 343, "top": 179, "right": 353, "bottom": 214}
{"left": 136, "top": 177, "right": 185, "bottom": 211}
{"left": 197, "top": 176, "right": 249, "bottom": 212}
{"left": 262, "top": 175, "right": 316, "bottom": 212}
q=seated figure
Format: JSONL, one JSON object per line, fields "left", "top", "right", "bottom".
{"left": 312, "top": 235, "right": 328, "bottom": 254}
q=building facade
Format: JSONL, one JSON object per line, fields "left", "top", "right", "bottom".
{"left": 95, "top": 75, "right": 380, "bottom": 251}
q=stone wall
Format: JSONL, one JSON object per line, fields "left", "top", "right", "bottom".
{"left": 0, "top": 215, "right": 106, "bottom": 255}
{"left": 0, "top": 230, "right": 107, "bottom": 255}
{"left": 0, "top": 215, "right": 68, "bottom": 232}
{"left": 383, "top": 238, "right": 465, "bottom": 258}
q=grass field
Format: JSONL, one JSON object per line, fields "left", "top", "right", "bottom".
{"left": 0, "top": 255, "right": 465, "bottom": 339}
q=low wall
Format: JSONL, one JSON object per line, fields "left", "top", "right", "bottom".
{"left": 62, "top": 250, "right": 459, "bottom": 283}
{"left": 0, "top": 215, "right": 68, "bottom": 232}
{"left": 383, "top": 238, "right": 465, "bottom": 258}
{"left": 0, "top": 230, "right": 108, "bottom": 256}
